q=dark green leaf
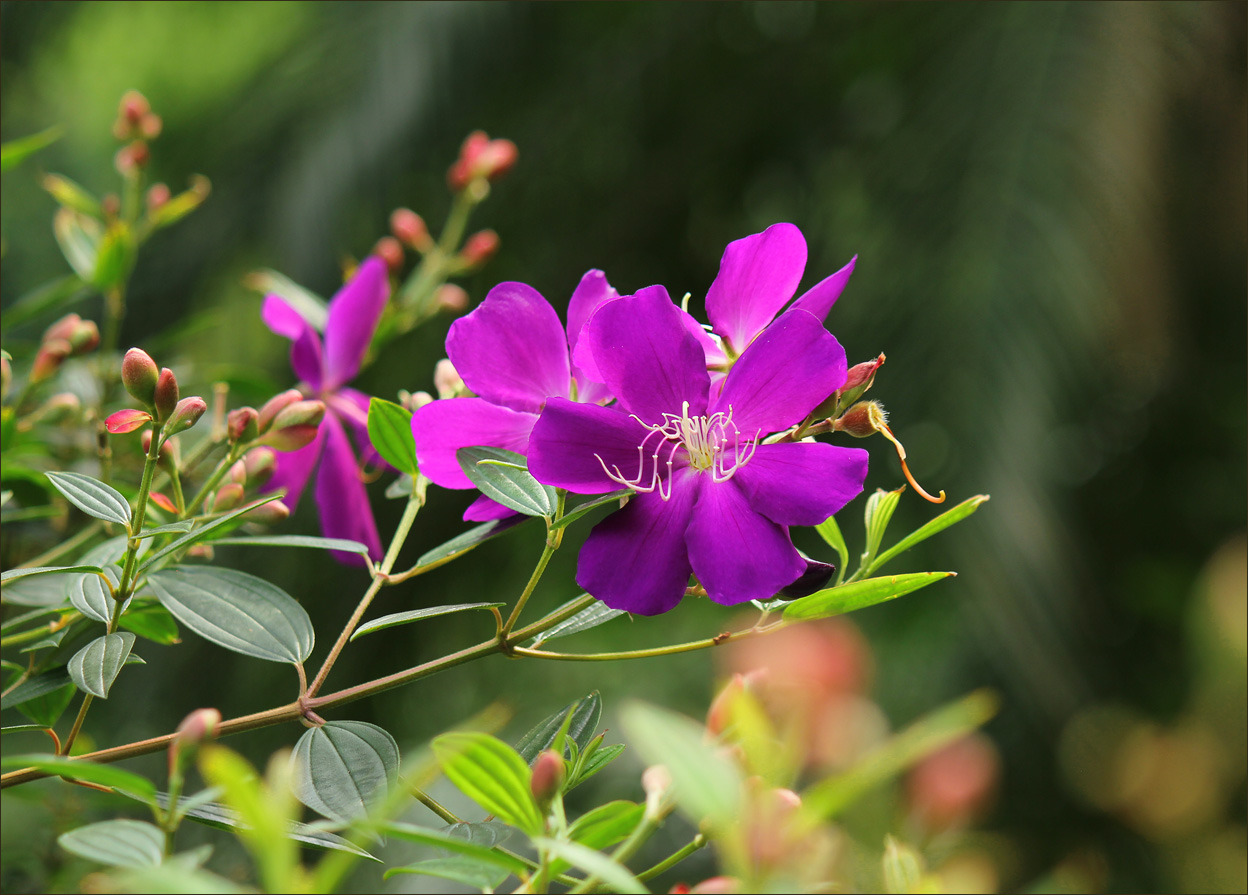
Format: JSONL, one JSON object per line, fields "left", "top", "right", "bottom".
{"left": 20, "top": 626, "right": 73, "bottom": 652}
{"left": 549, "top": 489, "right": 633, "bottom": 530}
{"left": 384, "top": 856, "right": 509, "bottom": 888}
{"left": 574, "top": 743, "right": 626, "bottom": 786}
{"left": 867, "top": 495, "right": 990, "bottom": 576}
{"left": 212, "top": 535, "right": 370, "bottom": 554}
{"left": 0, "top": 754, "right": 156, "bottom": 800}
{"left": 133, "top": 521, "right": 196, "bottom": 538}
{"left": 291, "top": 721, "right": 400, "bottom": 823}
{"left": 515, "top": 692, "right": 602, "bottom": 764}
{"left": 457, "top": 446, "right": 556, "bottom": 517}
{"left": 1, "top": 126, "right": 62, "bottom": 171}
{"left": 148, "top": 567, "right": 313, "bottom": 663}
{"left": 1, "top": 564, "right": 103, "bottom": 585}
{"left": 1, "top": 575, "right": 73, "bottom": 607}
{"left": 58, "top": 819, "right": 163, "bottom": 868}
{"left": 139, "top": 495, "right": 284, "bottom": 572}
{"left": 69, "top": 568, "right": 125, "bottom": 624}
{"left": 68, "top": 632, "right": 136, "bottom": 698}
{"left": 367, "top": 398, "right": 418, "bottom": 475}
{"left": 2, "top": 724, "right": 53, "bottom": 736}
{"left": 45, "top": 472, "right": 131, "bottom": 527}
{"left": 432, "top": 732, "right": 543, "bottom": 835}
{"left": 1, "top": 668, "right": 72, "bottom": 710}
{"left": 529, "top": 603, "right": 625, "bottom": 647}
{"left": 118, "top": 604, "right": 181, "bottom": 645}
{"left": 350, "top": 602, "right": 503, "bottom": 641}
{"left": 411, "top": 516, "right": 527, "bottom": 573}
{"left": 442, "top": 821, "right": 512, "bottom": 850}
{"left": 783, "top": 572, "right": 956, "bottom": 621}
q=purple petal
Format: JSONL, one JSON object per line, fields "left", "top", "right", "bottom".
{"left": 323, "top": 257, "right": 389, "bottom": 390}
{"left": 529, "top": 398, "right": 656, "bottom": 495}
{"left": 315, "top": 414, "right": 383, "bottom": 563}
{"left": 447, "top": 282, "right": 571, "bottom": 414}
{"left": 411, "top": 397, "right": 537, "bottom": 489}
{"left": 327, "top": 389, "right": 386, "bottom": 469}
{"left": 585, "top": 285, "right": 710, "bottom": 423}
{"left": 790, "top": 255, "right": 856, "bottom": 323}
{"left": 262, "top": 423, "right": 325, "bottom": 512}
{"left": 576, "top": 476, "right": 698, "bottom": 615}
{"left": 712, "top": 308, "right": 847, "bottom": 436}
{"left": 679, "top": 309, "right": 730, "bottom": 371}
{"left": 686, "top": 479, "right": 805, "bottom": 605}
{"left": 733, "top": 442, "right": 869, "bottom": 526}
{"left": 566, "top": 270, "right": 620, "bottom": 362}
{"left": 464, "top": 494, "right": 519, "bottom": 522}
{"left": 262, "top": 294, "right": 324, "bottom": 389}
{"left": 705, "top": 223, "right": 807, "bottom": 355}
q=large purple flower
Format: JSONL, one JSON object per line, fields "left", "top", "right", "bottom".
{"left": 412, "top": 271, "right": 617, "bottom": 521}
{"left": 529, "top": 287, "right": 869, "bottom": 615}
{"left": 261, "top": 257, "right": 389, "bottom": 563}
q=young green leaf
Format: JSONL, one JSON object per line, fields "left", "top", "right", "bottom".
{"left": 0, "top": 754, "right": 156, "bottom": 800}
{"left": 367, "top": 398, "right": 418, "bottom": 475}
{"left": 432, "top": 732, "right": 543, "bottom": 835}
{"left": 529, "top": 602, "right": 625, "bottom": 648}
{"left": 45, "top": 471, "right": 131, "bottom": 527}
{"left": 867, "top": 494, "right": 990, "bottom": 576}
{"left": 350, "top": 603, "right": 504, "bottom": 641}
{"left": 132, "top": 521, "right": 195, "bottom": 538}
{"left": 212, "top": 535, "right": 370, "bottom": 554}
{"left": 816, "top": 512, "right": 850, "bottom": 578}
{"left": 147, "top": 567, "right": 313, "bottom": 664}
{"left": 515, "top": 692, "right": 602, "bottom": 764}
{"left": 291, "top": 721, "right": 400, "bottom": 823}
{"left": 568, "top": 800, "right": 645, "bottom": 850}
{"left": 548, "top": 489, "right": 633, "bottom": 530}
{"left": 410, "top": 516, "right": 527, "bottom": 573}
{"left": 1, "top": 126, "right": 62, "bottom": 172}
{"left": 456, "top": 446, "right": 556, "bottom": 518}
{"left": 68, "top": 632, "right": 136, "bottom": 698}
{"left": 782, "top": 572, "right": 956, "bottom": 621}
{"left": 861, "top": 486, "right": 905, "bottom": 572}
{"left": 58, "top": 819, "right": 164, "bottom": 868}
{"left": 573, "top": 743, "right": 626, "bottom": 787}
{"left": 1, "top": 564, "right": 104, "bottom": 586}
{"left": 0, "top": 668, "right": 71, "bottom": 710}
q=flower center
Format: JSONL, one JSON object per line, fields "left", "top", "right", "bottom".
{"left": 595, "top": 401, "right": 758, "bottom": 500}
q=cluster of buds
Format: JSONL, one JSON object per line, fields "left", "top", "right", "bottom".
{"left": 29, "top": 314, "right": 100, "bottom": 384}
{"left": 241, "top": 388, "right": 326, "bottom": 451}
{"left": 447, "top": 130, "right": 517, "bottom": 193}
{"left": 109, "top": 348, "right": 206, "bottom": 438}
{"left": 432, "top": 359, "right": 469, "bottom": 400}
{"left": 208, "top": 446, "right": 286, "bottom": 521}
{"left": 112, "top": 90, "right": 161, "bottom": 176}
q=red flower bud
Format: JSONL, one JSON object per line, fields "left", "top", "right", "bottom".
{"left": 228, "top": 460, "right": 248, "bottom": 485}
{"left": 844, "top": 353, "right": 886, "bottom": 393}
{"left": 121, "top": 348, "right": 159, "bottom": 405}
{"left": 257, "top": 389, "right": 304, "bottom": 434}
{"left": 227, "top": 406, "right": 260, "bottom": 443}
{"left": 458, "top": 229, "right": 499, "bottom": 270}
{"left": 139, "top": 113, "right": 162, "bottom": 140}
{"left": 119, "top": 90, "right": 151, "bottom": 127}
{"left": 530, "top": 750, "right": 566, "bottom": 805}
{"left": 149, "top": 492, "right": 178, "bottom": 514}
{"left": 106, "top": 408, "right": 153, "bottom": 434}
{"left": 390, "top": 208, "right": 431, "bottom": 251}
{"left": 212, "top": 483, "right": 245, "bottom": 512}
{"left": 43, "top": 314, "right": 82, "bottom": 344}
{"left": 115, "top": 141, "right": 150, "bottom": 176}
{"left": 706, "top": 673, "right": 749, "bottom": 738}
{"left": 154, "top": 368, "right": 179, "bottom": 421}
{"left": 37, "top": 393, "right": 81, "bottom": 425}
{"left": 372, "top": 237, "right": 405, "bottom": 273}
{"left": 242, "top": 447, "right": 277, "bottom": 487}
{"left": 165, "top": 396, "right": 207, "bottom": 434}
{"left": 434, "top": 284, "right": 469, "bottom": 313}
{"left": 31, "top": 340, "right": 72, "bottom": 383}
{"left": 447, "top": 131, "right": 517, "bottom": 190}
{"left": 146, "top": 182, "right": 171, "bottom": 211}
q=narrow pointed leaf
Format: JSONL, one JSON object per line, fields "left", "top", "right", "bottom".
{"left": 0, "top": 274, "right": 88, "bottom": 328}
{"left": 212, "top": 535, "right": 369, "bottom": 554}
{"left": 374, "top": 822, "right": 528, "bottom": 873}
{"left": 457, "top": 446, "right": 556, "bottom": 517}
{"left": 549, "top": 489, "right": 634, "bottom": 531}
{"left": 2, "top": 724, "right": 52, "bottom": 736}
{"left": 0, "top": 754, "right": 156, "bottom": 800}
{"left": 411, "top": 516, "right": 527, "bottom": 573}
{"left": 351, "top": 603, "right": 504, "bottom": 641}
{"left": 2, "top": 564, "right": 103, "bottom": 585}
{"left": 868, "top": 495, "right": 991, "bottom": 575}
{"left": 816, "top": 513, "right": 850, "bottom": 575}
{"left": 139, "top": 495, "right": 284, "bottom": 572}
{"left": 69, "top": 567, "right": 125, "bottom": 624}
{"left": 132, "top": 521, "right": 196, "bottom": 538}
{"left": 515, "top": 692, "right": 602, "bottom": 764}
{"left": 367, "top": 398, "right": 418, "bottom": 475}
{"left": 58, "top": 819, "right": 164, "bottom": 868}
{"left": 783, "top": 572, "right": 956, "bottom": 621}
{"left": 861, "top": 487, "right": 905, "bottom": 572}
{"left": 1, "top": 126, "right": 62, "bottom": 171}
{"left": 432, "top": 732, "right": 543, "bottom": 835}
{"left": 45, "top": 472, "right": 131, "bottom": 527}
{"left": 118, "top": 604, "right": 181, "bottom": 645}
{"left": 568, "top": 800, "right": 645, "bottom": 850}
{"left": 291, "top": 721, "right": 400, "bottom": 823}
{"left": 148, "top": 567, "right": 313, "bottom": 663}
{"left": 68, "top": 632, "right": 136, "bottom": 698}
{"left": 529, "top": 602, "right": 625, "bottom": 647}
{"left": 574, "top": 743, "right": 626, "bottom": 786}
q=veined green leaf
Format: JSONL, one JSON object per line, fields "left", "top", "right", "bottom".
{"left": 861, "top": 486, "right": 904, "bottom": 572}
{"left": 867, "top": 494, "right": 990, "bottom": 576}
{"left": 410, "top": 516, "right": 527, "bottom": 573}
{"left": 132, "top": 521, "right": 196, "bottom": 538}
{"left": 212, "top": 534, "right": 370, "bottom": 554}
{"left": 457, "top": 446, "right": 556, "bottom": 518}
{"left": 549, "top": 489, "right": 633, "bottom": 530}
{"left": 515, "top": 692, "right": 602, "bottom": 764}
{"left": 574, "top": 743, "right": 625, "bottom": 786}
{"left": 291, "top": 721, "right": 400, "bottom": 823}
{"left": 45, "top": 471, "right": 131, "bottom": 527}
{"left": 529, "top": 601, "right": 625, "bottom": 647}
{"left": 69, "top": 567, "right": 125, "bottom": 624}
{"left": 118, "top": 604, "right": 181, "bottom": 645}
{"left": 139, "top": 494, "right": 284, "bottom": 572}
{"left": 58, "top": 819, "right": 164, "bottom": 868}
{"left": 568, "top": 800, "right": 645, "bottom": 850}
{"left": 367, "top": 398, "right": 418, "bottom": 475}
{"left": 384, "top": 857, "right": 509, "bottom": 888}
{"left": 68, "top": 632, "right": 136, "bottom": 698}
{"left": 374, "top": 821, "right": 528, "bottom": 873}
{"left": 783, "top": 572, "right": 955, "bottom": 621}
{"left": 432, "top": 731, "right": 543, "bottom": 835}
{"left": 351, "top": 603, "right": 503, "bottom": 641}
{"left": 1, "top": 564, "right": 104, "bottom": 586}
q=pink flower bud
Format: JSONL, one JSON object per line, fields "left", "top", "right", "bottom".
{"left": 476, "top": 138, "right": 518, "bottom": 182}
{"left": 530, "top": 750, "right": 566, "bottom": 805}
{"left": 31, "top": 340, "right": 72, "bottom": 383}
{"left": 270, "top": 399, "right": 325, "bottom": 430}
{"left": 832, "top": 400, "right": 887, "bottom": 439}
{"left": 390, "top": 208, "right": 431, "bottom": 251}
{"left": 122, "top": 348, "right": 159, "bottom": 405}
{"left": 154, "top": 368, "right": 179, "bottom": 421}
{"left": 706, "top": 674, "right": 749, "bottom": 738}
{"left": 149, "top": 492, "right": 178, "bottom": 514}
{"left": 228, "top": 460, "right": 248, "bottom": 485}
{"left": 458, "top": 229, "right": 499, "bottom": 270}
{"left": 264, "top": 424, "right": 319, "bottom": 452}
{"left": 146, "top": 182, "right": 171, "bottom": 211}
{"left": 139, "top": 113, "right": 162, "bottom": 140}
{"left": 434, "top": 284, "right": 469, "bottom": 313}
{"left": 844, "top": 353, "right": 886, "bottom": 392}
{"left": 106, "top": 408, "right": 153, "bottom": 434}
{"left": 43, "top": 314, "right": 82, "bottom": 344}
{"left": 119, "top": 90, "right": 151, "bottom": 127}
{"left": 906, "top": 734, "right": 1000, "bottom": 830}
{"left": 688, "top": 877, "right": 741, "bottom": 894}
{"left": 39, "top": 393, "right": 81, "bottom": 424}
{"left": 212, "top": 483, "right": 245, "bottom": 512}
{"left": 165, "top": 396, "right": 207, "bottom": 434}
{"left": 404, "top": 390, "right": 434, "bottom": 412}
{"left": 245, "top": 499, "right": 290, "bottom": 524}
{"left": 169, "top": 707, "right": 221, "bottom": 776}
{"left": 115, "top": 141, "right": 150, "bottom": 176}
{"left": 433, "top": 359, "right": 464, "bottom": 399}
{"left": 372, "top": 237, "right": 405, "bottom": 273}
{"left": 242, "top": 447, "right": 277, "bottom": 487}
{"left": 257, "top": 389, "right": 304, "bottom": 434}
{"left": 142, "top": 430, "right": 177, "bottom": 469}
{"left": 642, "top": 765, "right": 673, "bottom": 818}
{"left": 227, "top": 406, "right": 260, "bottom": 443}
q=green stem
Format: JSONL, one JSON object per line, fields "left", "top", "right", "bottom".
{"left": 61, "top": 694, "right": 94, "bottom": 756}
{"left": 167, "top": 465, "right": 186, "bottom": 515}
{"left": 569, "top": 815, "right": 660, "bottom": 894}
{"left": 0, "top": 619, "right": 80, "bottom": 649}
{"left": 636, "top": 835, "right": 707, "bottom": 883}
{"left": 500, "top": 542, "right": 557, "bottom": 642}
{"left": 303, "top": 490, "right": 423, "bottom": 699}
{"left": 511, "top": 623, "right": 781, "bottom": 662}
{"left": 116, "top": 423, "right": 164, "bottom": 600}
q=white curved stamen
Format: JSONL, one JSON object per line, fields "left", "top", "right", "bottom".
{"left": 593, "top": 401, "right": 759, "bottom": 501}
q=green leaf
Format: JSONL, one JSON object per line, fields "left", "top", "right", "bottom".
{"left": 58, "top": 819, "right": 164, "bottom": 868}
{"left": 132, "top": 521, "right": 196, "bottom": 538}
{"left": 147, "top": 567, "right": 314, "bottom": 664}
{"left": 68, "top": 632, "right": 136, "bottom": 698}
{"left": 107, "top": 864, "right": 245, "bottom": 894}
{"left": 246, "top": 269, "right": 328, "bottom": 331}
{"left": 139, "top": 495, "right": 284, "bottom": 572}
{"left": 52, "top": 208, "right": 101, "bottom": 282}
{"left": 442, "top": 821, "right": 513, "bottom": 849}
{"left": 291, "top": 721, "right": 400, "bottom": 823}
{"left": 411, "top": 516, "right": 527, "bottom": 573}
{"left": 118, "top": 604, "right": 181, "bottom": 645}
{"left": 432, "top": 731, "right": 543, "bottom": 835}
{"left": 0, "top": 754, "right": 156, "bottom": 800}
{"left": 1, "top": 575, "right": 73, "bottom": 607}
{"left": 531, "top": 836, "right": 646, "bottom": 894}
{"left": 351, "top": 602, "right": 504, "bottom": 641}
{"left": 456, "top": 446, "right": 556, "bottom": 518}
{"left": 0, "top": 668, "right": 71, "bottom": 709}
{"left": 782, "top": 572, "right": 956, "bottom": 621}
{"left": 45, "top": 472, "right": 131, "bottom": 527}
{"left": 816, "top": 513, "right": 850, "bottom": 577}
{"left": 803, "top": 690, "right": 1000, "bottom": 820}
{"left": 2, "top": 724, "right": 53, "bottom": 736}
{"left": 20, "top": 626, "right": 73, "bottom": 652}
{"left": 515, "top": 692, "right": 602, "bottom": 764}
{"left": 883, "top": 835, "right": 926, "bottom": 895}
{"left": 619, "top": 701, "right": 742, "bottom": 829}
{"left": 0, "top": 274, "right": 88, "bottom": 329}
{"left": 861, "top": 486, "right": 905, "bottom": 572}
{"left": 574, "top": 743, "right": 625, "bottom": 786}
{"left": 41, "top": 173, "right": 101, "bottom": 216}
{"left": 549, "top": 489, "right": 633, "bottom": 530}
{"left": 568, "top": 800, "right": 645, "bottom": 850}
{"left": 367, "top": 398, "right": 418, "bottom": 475}
{"left": 1, "top": 126, "right": 62, "bottom": 172}
{"left": 2, "top": 605, "right": 62, "bottom": 633}
{"left": 384, "top": 857, "right": 509, "bottom": 888}
{"left": 212, "top": 535, "right": 370, "bottom": 554}
{"left": 385, "top": 473, "right": 414, "bottom": 500}
{"left": 375, "top": 821, "right": 528, "bottom": 873}
{"left": 529, "top": 601, "right": 625, "bottom": 647}
{"left": 1, "top": 564, "right": 104, "bottom": 586}
{"left": 868, "top": 494, "right": 990, "bottom": 576}
{"left": 69, "top": 567, "right": 125, "bottom": 624}
{"left": 91, "top": 223, "right": 137, "bottom": 290}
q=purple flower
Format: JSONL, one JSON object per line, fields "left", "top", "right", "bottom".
{"left": 529, "top": 287, "right": 869, "bottom": 616}
{"left": 260, "top": 257, "right": 390, "bottom": 563}
{"left": 412, "top": 271, "right": 618, "bottom": 521}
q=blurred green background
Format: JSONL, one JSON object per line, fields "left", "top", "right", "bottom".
{"left": 2, "top": 2, "right": 1244, "bottom": 892}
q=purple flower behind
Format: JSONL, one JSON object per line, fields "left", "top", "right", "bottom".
{"left": 529, "top": 287, "right": 869, "bottom": 615}
{"left": 411, "top": 271, "right": 618, "bottom": 521}
{"left": 261, "top": 257, "right": 390, "bottom": 563}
